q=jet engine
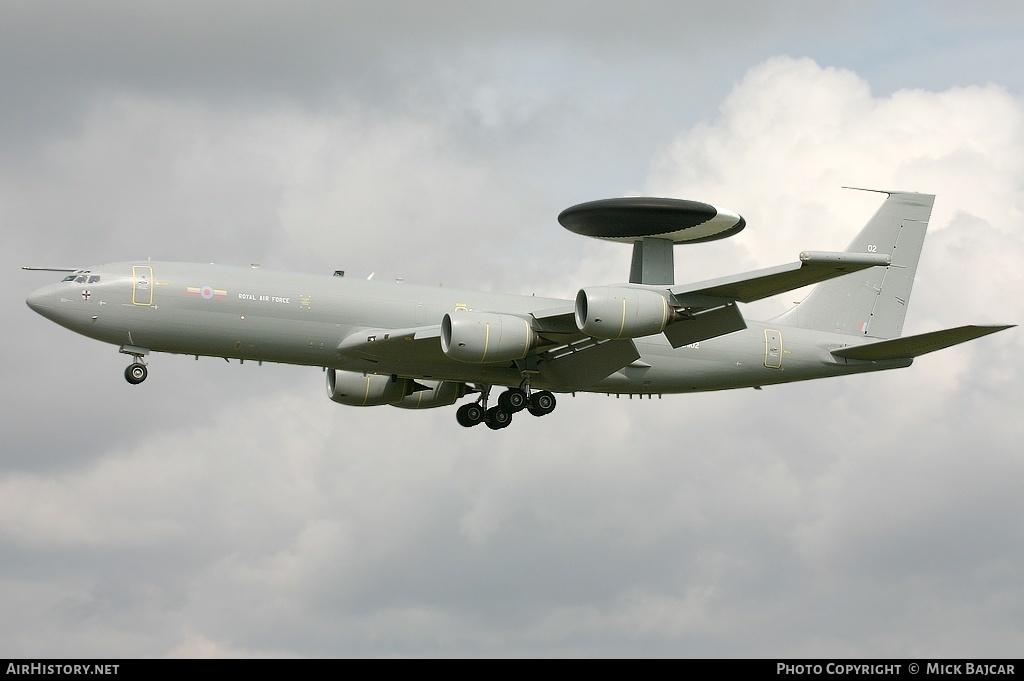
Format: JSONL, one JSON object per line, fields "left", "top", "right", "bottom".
{"left": 575, "top": 286, "right": 676, "bottom": 339}
{"left": 392, "top": 380, "right": 467, "bottom": 409}
{"left": 326, "top": 369, "right": 414, "bottom": 406}
{"left": 440, "top": 312, "right": 538, "bottom": 363}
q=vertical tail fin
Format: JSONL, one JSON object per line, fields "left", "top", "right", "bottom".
{"left": 774, "top": 190, "right": 935, "bottom": 339}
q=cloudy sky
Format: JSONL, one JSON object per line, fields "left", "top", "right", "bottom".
{"left": 3, "top": 1, "right": 1023, "bottom": 657}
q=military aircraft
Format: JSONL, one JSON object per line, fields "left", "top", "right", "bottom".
{"left": 25, "top": 189, "right": 1012, "bottom": 430}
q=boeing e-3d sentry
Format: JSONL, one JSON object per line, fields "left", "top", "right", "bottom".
{"left": 25, "top": 189, "right": 1013, "bottom": 430}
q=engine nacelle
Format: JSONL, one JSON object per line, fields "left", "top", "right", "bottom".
{"left": 326, "top": 369, "right": 414, "bottom": 407}
{"left": 392, "top": 380, "right": 467, "bottom": 410}
{"left": 575, "top": 286, "right": 674, "bottom": 339}
{"left": 440, "top": 312, "right": 538, "bottom": 363}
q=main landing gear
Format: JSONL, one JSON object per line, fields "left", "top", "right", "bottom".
{"left": 456, "top": 385, "right": 557, "bottom": 430}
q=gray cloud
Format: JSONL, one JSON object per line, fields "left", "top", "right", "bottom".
{"left": 3, "top": 3, "right": 1023, "bottom": 658}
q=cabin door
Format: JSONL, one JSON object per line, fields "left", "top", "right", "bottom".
{"left": 764, "top": 329, "right": 783, "bottom": 368}
{"left": 132, "top": 266, "right": 153, "bottom": 306}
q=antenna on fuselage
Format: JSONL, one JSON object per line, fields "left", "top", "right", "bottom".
{"left": 21, "top": 267, "right": 79, "bottom": 272}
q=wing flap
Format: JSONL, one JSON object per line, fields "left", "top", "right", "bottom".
{"left": 831, "top": 324, "right": 1014, "bottom": 361}
{"left": 663, "top": 302, "right": 747, "bottom": 348}
{"left": 538, "top": 338, "right": 640, "bottom": 389}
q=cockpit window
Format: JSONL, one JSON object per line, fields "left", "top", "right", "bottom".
{"left": 62, "top": 275, "right": 76, "bottom": 282}
{"left": 87, "top": 275, "right": 100, "bottom": 284}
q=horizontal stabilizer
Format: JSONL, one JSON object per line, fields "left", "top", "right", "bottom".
{"left": 831, "top": 325, "right": 1014, "bottom": 361}
{"left": 670, "top": 251, "right": 890, "bottom": 307}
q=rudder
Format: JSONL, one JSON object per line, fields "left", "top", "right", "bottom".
{"left": 775, "top": 190, "right": 934, "bottom": 339}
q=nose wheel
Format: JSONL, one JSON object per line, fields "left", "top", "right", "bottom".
{"left": 124, "top": 362, "right": 148, "bottom": 385}
{"left": 119, "top": 345, "right": 151, "bottom": 385}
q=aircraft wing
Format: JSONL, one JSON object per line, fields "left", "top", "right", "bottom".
{"left": 336, "top": 312, "right": 637, "bottom": 388}
{"left": 337, "top": 306, "right": 588, "bottom": 363}
{"left": 831, "top": 324, "right": 1014, "bottom": 361}
{"left": 669, "top": 251, "right": 891, "bottom": 307}
{"left": 337, "top": 305, "right": 583, "bottom": 361}
{"left": 659, "top": 251, "right": 891, "bottom": 349}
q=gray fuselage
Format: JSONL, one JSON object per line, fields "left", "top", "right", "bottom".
{"left": 26, "top": 261, "right": 908, "bottom": 395}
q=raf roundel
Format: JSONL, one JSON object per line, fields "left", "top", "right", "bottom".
{"left": 557, "top": 197, "right": 746, "bottom": 244}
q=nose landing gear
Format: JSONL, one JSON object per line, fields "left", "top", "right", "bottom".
{"left": 119, "top": 345, "right": 150, "bottom": 385}
{"left": 124, "top": 362, "right": 148, "bottom": 384}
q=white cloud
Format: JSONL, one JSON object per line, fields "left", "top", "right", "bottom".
{"left": 648, "top": 57, "right": 1024, "bottom": 322}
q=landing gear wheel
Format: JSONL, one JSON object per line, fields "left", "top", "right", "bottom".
{"left": 485, "top": 406, "right": 513, "bottom": 430}
{"left": 526, "top": 390, "right": 556, "bottom": 417}
{"left": 125, "top": 363, "right": 148, "bottom": 385}
{"left": 456, "top": 403, "right": 485, "bottom": 428}
{"left": 499, "top": 387, "right": 528, "bottom": 413}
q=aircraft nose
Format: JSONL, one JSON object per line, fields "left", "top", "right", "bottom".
{"left": 26, "top": 286, "right": 55, "bottom": 315}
